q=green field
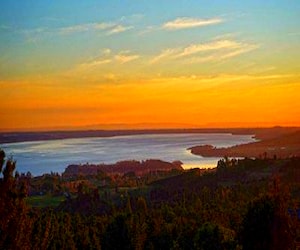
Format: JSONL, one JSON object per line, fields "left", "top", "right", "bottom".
{"left": 26, "top": 195, "right": 65, "bottom": 208}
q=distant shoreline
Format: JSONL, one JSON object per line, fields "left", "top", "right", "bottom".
{"left": 1, "top": 127, "right": 299, "bottom": 144}
{"left": 189, "top": 129, "right": 300, "bottom": 158}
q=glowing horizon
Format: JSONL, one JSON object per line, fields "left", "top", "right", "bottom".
{"left": 1, "top": 1, "right": 299, "bottom": 131}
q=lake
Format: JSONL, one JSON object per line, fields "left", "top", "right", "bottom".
{"left": 1, "top": 133, "right": 256, "bottom": 176}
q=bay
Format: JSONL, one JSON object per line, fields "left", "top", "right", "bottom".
{"left": 1, "top": 133, "right": 256, "bottom": 176}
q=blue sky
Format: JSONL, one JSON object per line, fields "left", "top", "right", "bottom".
{"left": 1, "top": 0, "right": 299, "bottom": 78}
{"left": 0, "top": 0, "right": 300, "bottom": 130}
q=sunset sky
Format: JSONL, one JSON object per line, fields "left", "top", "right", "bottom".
{"left": 0, "top": 0, "right": 299, "bottom": 131}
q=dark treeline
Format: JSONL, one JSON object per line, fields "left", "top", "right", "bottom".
{"left": 1, "top": 126, "right": 299, "bottom": 144}
{"left": 0, "top": 149, "right": 299, "bottom": 249}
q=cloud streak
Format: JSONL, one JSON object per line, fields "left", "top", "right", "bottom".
{"left": 20, "top": 20, "right": 133, "bottom": 41}
{"left": 150, "top": 49, "right": 177, "bottom": 64}
{"left": 59, "top": 22, "right": 133, "bottom": 36}
{"left": 174, "top": 40, "right": 241, "bottom": 58}
{"left": 150, "top": 39, "right": 258, "bottom": 64}
{"left": 163, "top": 17, "right": 223, "bottom": 30}
{"left": 78, "top": 59, "right": 112, "bottom": 70}
{"left": 106, "top": 25, "right": 133, "bottom": 35}
{"left": 73, "top": 50, "right": 140, "bottom": 72}
{"left": 114, "top": 51, "right": 140, "bottom": 63}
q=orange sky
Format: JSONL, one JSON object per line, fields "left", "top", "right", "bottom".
{"left": 1, "top": 1, "right": 300, "bottom": 131}
{"left": 1, "top": 73, "right": 299, "bottom": 131}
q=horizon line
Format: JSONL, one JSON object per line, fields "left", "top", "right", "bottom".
{"left": 1, "top": 124, "right": 299, "bottom": 134}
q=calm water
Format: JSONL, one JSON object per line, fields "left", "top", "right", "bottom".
{"left": 1, "top": 133, "right": 256, "bottom": 176}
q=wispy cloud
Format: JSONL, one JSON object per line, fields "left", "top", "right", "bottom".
{"left": 120, "top": 14, "right": 144, "bottom": 22}
{"left": 101, "top": 48, "right": 112, "bottom": 56}
{"left": 21, "top": 27, "right": 51, "bottom": 43}
{"left": 186, "top": 46, "right": 258, "bottom": 64}
{"left": 174, "top": 40, "right": 241, "bottom": 58}
{"left": 72, "top": 49, "right": 140, "bottom": 72}
{"left": 59, "top": 22, "right": 133, "bottom": 36}
{"left": 163, "top": 17, "right": 223, "bottom": 30}
{"left": 106, "top": 25, "right": 133, "bottom": 35}
{"left": 150, "top": 49, "right": 177, "bottom": 64}
{"left": 182, "top": 43, "right": 259, "bottom": 64}
{"left": 139, "top": 17, "right": 223, "bottom": 36}
{"left": 114, "top": 51, "right": 140, "bottom": 63}
{"left": 138, "top": 25, "right": 158, "bottom": 36}
{"left": 59, "top": 24, "right": 91, "bottom": 34}
{"left": 20, "top": 20, "right": 133, "bottom": 42}
{"left": 78, "top": 59, "right": 112, "bottom": 70}
{"left": 146, "top": 74, "right": 297, "bottom": 89}
{"left": 218, "top": 45, "right": 258, "bottom": 60}
{"left": 150, "top": 39, "right": 258, "bottom": 64}
{"left": 94, "top": 22, "right": 116, "bottom": 30}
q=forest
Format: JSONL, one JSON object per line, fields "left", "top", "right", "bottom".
{"left": 0, "top": 148, "right": 299, "bottom": 250}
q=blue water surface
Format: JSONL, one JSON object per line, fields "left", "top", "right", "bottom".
{"left": 1, "top": 133, "right": 256, "bottom": 176}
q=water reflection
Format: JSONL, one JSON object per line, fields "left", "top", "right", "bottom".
{"left": 1, "top": 133, "right": 256, "bottom": 176}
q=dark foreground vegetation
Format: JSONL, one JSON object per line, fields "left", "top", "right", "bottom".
{"left": 0, "top": 149, "right": 299, "bottom": 249}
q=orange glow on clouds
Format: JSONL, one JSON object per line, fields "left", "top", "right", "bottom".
{"left": 1, "top": 1, "right": 299, "bottom": 131}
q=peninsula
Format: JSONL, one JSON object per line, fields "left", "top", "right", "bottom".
{"left": 189, "top": 129, "right": 300, "bottom": 158}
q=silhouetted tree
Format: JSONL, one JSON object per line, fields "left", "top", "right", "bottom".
{"left": 102, "top": 214, "right": 134, "bottom": 250}
{"left": 0, "top": 149, "right": 31, "bottom": 249}
{"left": 194, "top": 222, "right": 223, "bottom": 250}
{"left": 240, "top": 193, "right": 294, "bottom": 250}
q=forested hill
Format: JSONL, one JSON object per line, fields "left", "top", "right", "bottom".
{"left": 149, "top": 157, "right": 300, "bottom": 203}
{"left": 63, "top": 159, "right": 183, "bottom": 177}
